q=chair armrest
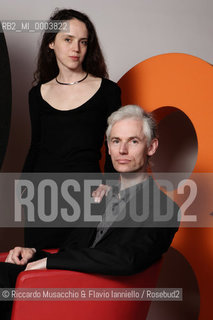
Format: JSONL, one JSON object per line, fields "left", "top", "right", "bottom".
{"left": 11, "top": 259, "right": 162, "bottom": 320}
{"left": 16, "top": 259, "right": 162, "bottom": 288}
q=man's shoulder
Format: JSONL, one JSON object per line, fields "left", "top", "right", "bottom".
{"left": 132, "top": 176, "right": 180, "bottom": 228}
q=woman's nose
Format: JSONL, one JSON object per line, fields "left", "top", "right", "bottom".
{"left": 72, "top": 40, "right": 80, "bottom": 52}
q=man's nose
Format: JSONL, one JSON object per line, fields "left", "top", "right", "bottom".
{"left": 119, "top": 142, "right": 128, "bottom": 154}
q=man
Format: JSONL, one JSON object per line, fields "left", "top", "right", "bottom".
{"left": 1, "top": 104, "right": 179, "bottom": 282}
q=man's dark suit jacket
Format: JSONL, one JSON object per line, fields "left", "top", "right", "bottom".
{"left": 36, "top": 177, "right": 179, "bottom": 276}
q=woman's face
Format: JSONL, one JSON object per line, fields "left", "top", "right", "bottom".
{"left": 49, "top": 18, "right": 88, "bottom": 72}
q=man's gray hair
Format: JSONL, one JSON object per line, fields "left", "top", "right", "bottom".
{"left": 106, "top": 105, "right": 157, "bottom": 146}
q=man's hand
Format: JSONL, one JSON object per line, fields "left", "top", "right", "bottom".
{"left": 92, "top": 184, "right": 111, "bottom": 203}
{"left": 5, "top": 247, "right": 36, "bottom": 265}
{"left": 25, "top": 258, "right": 47, "bottom": 271}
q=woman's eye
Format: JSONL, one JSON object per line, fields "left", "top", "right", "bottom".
{"left": 81, "top": 40, "right": 88, "bottom": 46}
{"left": 65, "top": 38, "right": 71, "bottom": 42}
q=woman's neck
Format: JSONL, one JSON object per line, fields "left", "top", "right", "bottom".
{"left": 57, "top": 68, "right": 86, "bottom": 83}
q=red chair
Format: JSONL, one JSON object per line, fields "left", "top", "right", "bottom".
{"left": 0, "top": 251, "right": 162, "bottom": 320}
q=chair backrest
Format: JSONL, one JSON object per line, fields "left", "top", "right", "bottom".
{"left": 0, "top": 252, "right": 8, "bottom": 262}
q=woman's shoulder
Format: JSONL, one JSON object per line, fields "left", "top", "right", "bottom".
{"left": 29, "top": 82, "right": 42, "bottom": 97}
{"left": 102, "top": 77, "right": 120, "bottom": 89}
{"left": 29, "top": 79, "right": 54, "bottom": 99}
{"left": 86, "top": 75, "right": 120, "bottom": 95}
{"left": 30, "top": 76, "right": 55, "bottom": 89}
{"left": 102, "top": 78, "right": 121, "bottom": 92}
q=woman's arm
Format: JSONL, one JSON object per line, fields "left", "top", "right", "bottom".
{"left": 104, "top": 82, "right": 121, "bottom": 173}
{"left": 22, "top": 86, "right": 41, "bottom": 172}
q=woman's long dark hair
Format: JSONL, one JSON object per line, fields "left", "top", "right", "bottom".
{"left": 34, "top": 8, "right": 108, "bottom": 83}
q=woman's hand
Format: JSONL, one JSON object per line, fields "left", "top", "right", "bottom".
{"left": 92, "top": 184, "right": 111, "bottom": 203}
{"left": 25, "top": 258, "right": 47, "bottom": 271}
{"left": 5, "top": 247, "right": 36, "bottom": 265}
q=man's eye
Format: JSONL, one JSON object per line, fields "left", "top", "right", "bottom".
{"left": 112, "top": 140, "right": 119, "bottom": 144}
{"left": 131, "top": 140, "right": 138, "bottom": 144}
{"left": 65, "top": 38, "right": 71, "bottom": 42}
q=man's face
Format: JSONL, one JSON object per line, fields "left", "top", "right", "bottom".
{"left": 108, "top": 118, "right": 158, "bottom": 173}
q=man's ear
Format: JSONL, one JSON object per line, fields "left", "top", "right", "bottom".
{"left": 107, "top": 141, "right": 111, "bottom": 155}
{"left": 147, "top": 138, "right": 158, "bottom": 156}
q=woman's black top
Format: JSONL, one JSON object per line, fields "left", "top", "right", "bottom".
{"left": 23, "top": 78, "right": 121, "bottom": 173}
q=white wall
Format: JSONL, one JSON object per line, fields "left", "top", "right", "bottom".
{"left": 1, "top": 0, "right": 213, "bottom": 82}
{"left": 0, "top": 0, "right": 213, "bottom": 171}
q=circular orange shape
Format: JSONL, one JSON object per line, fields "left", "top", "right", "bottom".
{"left": 118, "top": 53, "right": 213, "bottom": 320}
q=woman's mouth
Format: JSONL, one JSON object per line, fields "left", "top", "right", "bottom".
{"left": 70, "top": 56, "right": 79, "bottom": 61}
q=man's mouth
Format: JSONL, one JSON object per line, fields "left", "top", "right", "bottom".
{"left": 116, "top": 159, "right": 131, "bottom": 164}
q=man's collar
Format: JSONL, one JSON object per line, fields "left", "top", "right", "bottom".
{"left": 110, "top": 175, "right": 152, "bottom": 202}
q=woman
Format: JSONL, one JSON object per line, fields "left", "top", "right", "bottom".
{"left": 23, "top": 8, "right": 121, "bottom": 249}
